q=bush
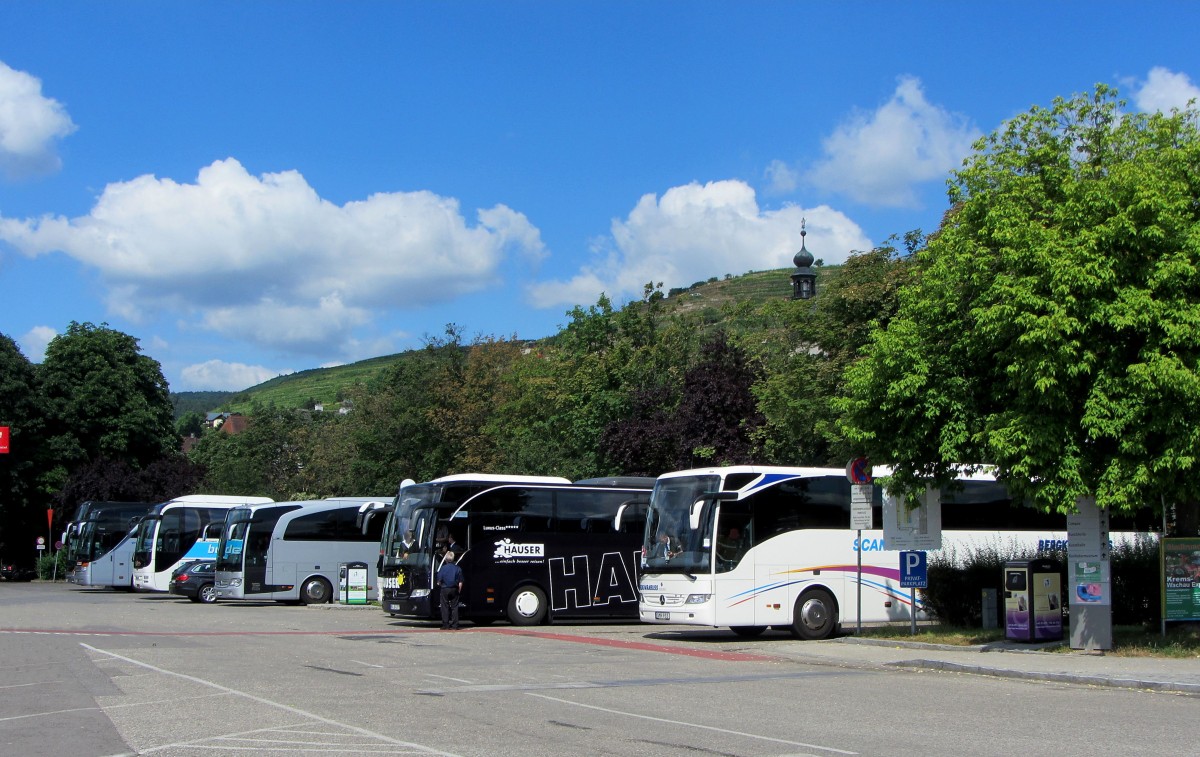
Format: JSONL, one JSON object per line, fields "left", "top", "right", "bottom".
{"left": 36, "top": 551, "right": 68, "bottom": 581}
{"left": 922, "top": 534, "right": 1162, "bottom": 628}
{"left": 1110, "top": 535, "right": 1160, "bottom": 626}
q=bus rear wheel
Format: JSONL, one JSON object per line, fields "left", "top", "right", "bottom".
{"left": 507, "top": 586, "right": 547, "bottom": 625}
{"left": 792, "top": 588, "right": 838, "bottom": 640}
{"left": 300, "top": 576, "right": 333, "bottom": 605}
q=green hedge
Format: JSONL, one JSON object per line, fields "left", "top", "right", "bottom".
{"left": 923, "top": 535, "right": 1160, "bottom": 628}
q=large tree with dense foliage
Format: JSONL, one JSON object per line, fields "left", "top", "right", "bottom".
{"left": 840, "top": 86, "right": 1200, "bottom": 523}
{"left": 0, "top": 334, "right": 49, "bottom": 564}
{"left": 599, "top": 330, "right": 761, "bottom": 475}
{"left": 40, "top": 323, "right": 179, "bottom": 479}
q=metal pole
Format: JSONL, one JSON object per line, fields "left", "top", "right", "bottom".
{"left": 856, "top": 529, "right": 862, "bottom": 635}
{"left": 1162, "top": 495, "right": 1168, "bottom": 639}
{"left": 911, "top": 588, "right": 917, "bottom": 635}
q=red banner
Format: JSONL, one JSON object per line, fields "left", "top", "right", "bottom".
{"left": 0, "top": 426, "right": 9, "bottom": 454}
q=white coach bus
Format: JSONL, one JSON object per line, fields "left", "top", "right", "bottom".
{"left": 132, "top": 495, "right": 273, "bottom": 592}
{"left": 635, "top": 465, "right": 1136, "bottom": 640}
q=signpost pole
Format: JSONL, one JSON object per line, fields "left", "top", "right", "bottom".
{"left": 856, "top": 530, "right": 862, "bottom": 635}
{"left": 846, "top": 458, "right": 873, "bottom": 637}
{"left": 900, "top": 550, "right": 928, "bottom": 636}
{"left": 911, "top": 588, "right": 917, "bottom": 636}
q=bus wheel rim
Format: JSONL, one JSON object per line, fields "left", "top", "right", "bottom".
{"left": 802, "top": 598, "right": 827, "bottom": 629}
{"left": 514, "top": 590, "right": 540, "bottom": 617}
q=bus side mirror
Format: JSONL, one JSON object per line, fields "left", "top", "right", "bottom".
{"left": 690, "top": 491, "right": 737, "bottom": 529}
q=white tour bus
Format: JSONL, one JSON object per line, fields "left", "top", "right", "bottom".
{"left": 69, "top": 502, "right": 155, "bottom": 588}
{"left": 132, "top": 495, "right": 274, "bottom": 592}
{"left": 636, "top": 465, "right": 1150, "bottom": 640}
{"left": 215, "top": 497, "right": 389, "bottom": 604}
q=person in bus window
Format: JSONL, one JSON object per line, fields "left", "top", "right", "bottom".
{"left": 437, "top": 551, "right": 464, "bottom": 630}
{"left": 653, "top": 532, "right": 681, "bottom": 560}
{"left": 717, "top": 526, "right": 743, "bottom": 565}
{"left": 445, "top": 531, "right": 463, "bottom": 557}
{"left": 396, "top": 530, "right": 416, "bottom": 559}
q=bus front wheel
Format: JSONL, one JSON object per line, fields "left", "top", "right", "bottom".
{"left": 792, "top": 588, "right": 837, "bottom": 640}
{"left": 507, "top": 586, "right": 547, "bottom": 625}
{"left": 300, "top": 577, "right": 333, "bottom": 605}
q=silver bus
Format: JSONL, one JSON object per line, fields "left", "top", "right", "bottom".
{"left": 69, "top": 502, "right": 154, "bottom": 588}
{"left": 215, "top": 497, "right": 389, "bottom": 604}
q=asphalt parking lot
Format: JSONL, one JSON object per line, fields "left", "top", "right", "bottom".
{"left": 3, "top": 582, "right": 1198, "bottom": 757}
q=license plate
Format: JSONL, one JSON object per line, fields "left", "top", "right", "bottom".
{"left": 655, "top": 611, "right": 670, "bottom": 620}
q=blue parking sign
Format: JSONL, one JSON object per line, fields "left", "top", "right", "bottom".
{"left": 900, "top": 550, "right": 927, "bottom": 588}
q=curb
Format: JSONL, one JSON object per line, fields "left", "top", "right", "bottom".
{"left": 886, "top": 659, "right": 1200, "bottom": 695}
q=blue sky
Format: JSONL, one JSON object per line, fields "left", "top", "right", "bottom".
{"left": 1, "top": 3, "right": 1198, "bottom": 391}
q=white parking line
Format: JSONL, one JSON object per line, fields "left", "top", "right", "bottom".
{"left": 0, "top": 680, "right": 62, "bottom": 689}
{"left": 526, "top": 692, "right": 859, "bottom": 755}
{"left": 80, "top": 643, "right": 460, "bottom": 756}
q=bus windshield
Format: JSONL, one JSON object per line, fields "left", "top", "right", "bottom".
{"left": 216, "top": 508, "right": 252, "bottom": 572}
{"left": 131, "top": 513, "right": 161, "bottom": 566}
{"left": 381, "top": 484, "right": 449, "bottom": 567}
{"left": 643, "top": 474, "right": 719, "bottom": 573}
{"left": 76, "top": 515, "right": 139, "bottom": 563}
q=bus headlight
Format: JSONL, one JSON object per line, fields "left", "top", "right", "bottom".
{"left": 412, "top": 589, "right": 430, "bottom": 598}
{"left": 685, "top": 594, "right": 711, "bottom": 604}
{"left": 229, "top": 578, "right": 242, "bottom": 587}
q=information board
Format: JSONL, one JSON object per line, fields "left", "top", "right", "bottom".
{"left": 883, "top": 487, "right": 942, "bottom": 550}
{"left": 1162, "top": 537, "right": 1200, "bottom": 621}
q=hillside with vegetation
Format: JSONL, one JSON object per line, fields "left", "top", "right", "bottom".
{"left": 192, "top": 266, "right": 834, "bottom": 416}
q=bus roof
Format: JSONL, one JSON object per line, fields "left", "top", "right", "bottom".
{"left": 656, "top": 465, "right": 844, "bottom": 481}
{"left": 144, "top": 495, "right": 275, "bottom": 515}
{"left": 426, "top": 473, "right": 571, "bottom": 485}
{"left": 574, "top": 476, "right": 656, "bottom": 489}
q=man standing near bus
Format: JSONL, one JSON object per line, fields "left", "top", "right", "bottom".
{"left": 437, "top": 551, "right": 464, "bottom": 630}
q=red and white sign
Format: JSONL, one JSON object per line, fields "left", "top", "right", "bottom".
{"left": 0, "top": 426, "right": 9, "bottom": 454}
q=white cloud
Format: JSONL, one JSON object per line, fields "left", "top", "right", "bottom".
{"left": 17, "top": 325, "right": 56, "bottom": 361}
{"left": 807, "top": 76, "right": 980, "bottom": 208}
{"left": 526, "top": 179, "right": 871, "bottom": 309}
{"left": 1133, "top": 67, "right": 1200, "bottom": 113}
{"left": 0, "top": 60, "right": 76, "bottom": 179}
{"left": 178, "top": 359, "right": 293, "bottom": 391}
{"left": 0, "top": 158, "right": 545, "bottom": 356}
{"left": 764, "top": 159, "right": 799, "bottom": 194}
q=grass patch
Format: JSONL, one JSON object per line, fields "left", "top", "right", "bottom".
{"left": 853, "top": 622, "right": 1200, "bottom": 658}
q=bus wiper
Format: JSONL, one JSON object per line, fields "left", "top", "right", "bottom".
{"left": 683, "top": 572, "right": 696, "bottom": 581}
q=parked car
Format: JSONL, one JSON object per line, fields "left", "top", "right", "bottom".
{"left": 168, "top": 560, "right": 216, "bottom": 603}
{"left": 1, "top": 563, "right": 36, "bottom": 581}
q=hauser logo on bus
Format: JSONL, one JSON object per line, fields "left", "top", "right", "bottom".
{"left": 493, "top": 538, "right": 545, "bottom": 560}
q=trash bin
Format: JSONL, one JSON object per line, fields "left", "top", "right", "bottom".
{"left": 1003, "top": 559, "right": 1062, "bottom": 642}
{"left": 339, "top": 561, "right": 369, "bottom": 605}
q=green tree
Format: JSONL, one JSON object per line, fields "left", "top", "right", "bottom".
{"left": 189, "top": 405, "right": 304, "bottom": 499}
{"left": 175, "top": 411, "right": 205, "bottom": 439}
{"left": 753, "top": 237, "right": 914, "bottom": 465}
{"left": 40, "top": 322, "right": 179, "bottom": 477}
{"left": 840, "top": 86, "right": 1200, "bottom": 521}
{"left": 540, "top": 286, "right": 700, "bottom": 478}
{"left": 0, "top": 334, "right": 49, "bottom": 566}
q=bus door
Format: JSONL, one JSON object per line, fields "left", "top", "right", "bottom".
{"left": 399, "top": 507, "right": 439, "bottom": 605}
{"left": 714, "top": 502, "right": 756, "bottom": 626}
